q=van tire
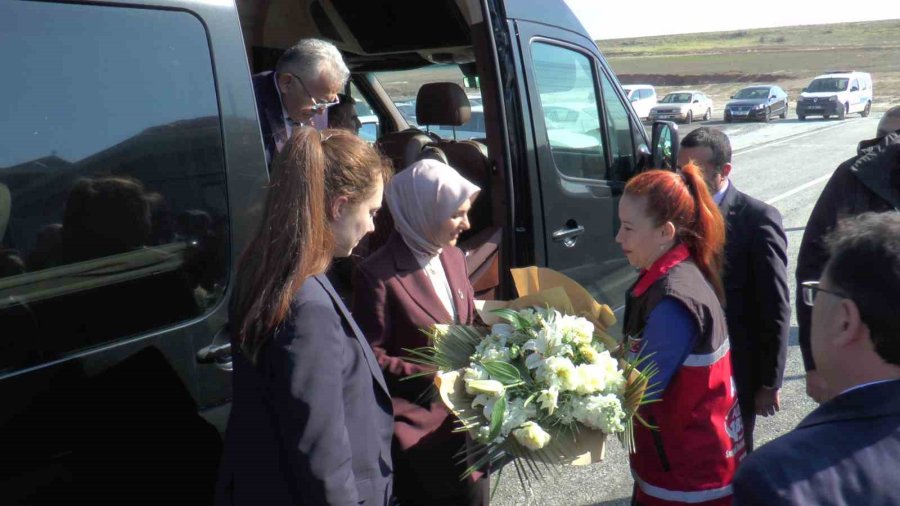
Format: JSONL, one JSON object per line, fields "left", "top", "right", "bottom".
{"left": 861, "top": 102, "right": 871, "bottom": 117}
{"left": 703, "top": 108, "right": 711, "bottom": 121}
{"left": 838, "top": 104, "right": 847, "bottom": 120}
{"left": 762, "top": 107, "right": 770, "bottom": 122}
{"left": 684, "top": 111, "right": 692, "bottom": 124}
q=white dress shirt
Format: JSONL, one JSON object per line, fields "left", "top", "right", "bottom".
{"left": 413, "top": 251, "right": 457, "bottom": 323}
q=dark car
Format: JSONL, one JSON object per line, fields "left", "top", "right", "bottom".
{"left": 0, "top": 0, "right": 676, "bottom": 502}
{"left": 724, "top": 85, "right": 789, "bottom": 122}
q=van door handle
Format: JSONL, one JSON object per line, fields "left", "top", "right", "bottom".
{"left": 552, "top": 222, "right": 585, "bottom": 247}
{"left": 197, "top": 327, "right": 233, "bottom": 372}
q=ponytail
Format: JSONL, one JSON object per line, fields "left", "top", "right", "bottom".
{"left": 623, "top": 163, "right": 726, "bottom": 303}
{"left": 230, "top": 127, "right": 332, "bottom": 363}
{"left": 678, "top": 163, "right": 726, "bottom": 302}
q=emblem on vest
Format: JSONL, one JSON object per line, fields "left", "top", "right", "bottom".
{"left": 625, "top": 333, "right": 645, "bottom": 360}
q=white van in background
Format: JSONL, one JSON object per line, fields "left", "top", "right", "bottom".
{"left": 796, "top": 71, "right": 873, "bottom": 120}
{"left": 622, "top": 84, "right": 657, "bottom": 120}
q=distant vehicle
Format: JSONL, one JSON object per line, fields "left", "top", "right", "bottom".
{"left": 724, "top": 85, "right": 789, "bottom": 122}
{"left": 796, "top": 71, "right": 873, "bottom": 120}
{"left": 648, "top": 90, "right": 713, "bottom": 124}
{"left": 394, "top": 100, "right": 418, "bottom": 125}
{"left": 622, "top": 84, "right": 657, "bottom": 120}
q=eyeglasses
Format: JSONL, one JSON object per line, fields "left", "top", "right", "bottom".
{"left": 800, "top": 280, "right": 850, "bottom": 307}
{"left": 285, "top": 72, "right": 340, "bottom": 112}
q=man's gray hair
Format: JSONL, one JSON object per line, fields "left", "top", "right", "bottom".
{"left": 276, "top": 38, "right": 350, "bottom": 87}
{"left": 877, "top": 105, "right": 900, "bottom": 138}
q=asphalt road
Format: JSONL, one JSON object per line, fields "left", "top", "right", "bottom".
{"left": 491, "top": 113, "right": 884, "bottom": 506}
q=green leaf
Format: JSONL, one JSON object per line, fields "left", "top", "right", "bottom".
{"left": 481, "top": 360, "right": 522, "bottom": 385}
{"left": 489, "top": 395, "right": 507, "bottom": 441}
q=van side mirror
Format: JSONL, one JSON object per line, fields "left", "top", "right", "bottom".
{"left": 801, "top": 87, "right": 807, "bottom": 92}
{"left": 651, "top": 121, "right": 679, "bottom": 171}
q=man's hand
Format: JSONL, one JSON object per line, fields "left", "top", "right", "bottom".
{"left": 805, "top": 369, "right": 832, "bottom": 404}
{"left": 755, "top": 387, "right": 781, "bottom": 417}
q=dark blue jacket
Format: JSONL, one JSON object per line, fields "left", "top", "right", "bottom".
{"left": 217, "top": 274, "right": 394, "bottom": 505}
{"left": 719, "top": 183, "right": 790, "bottom": 408}
{"left": 733, "top": 379, "right": 900, "bottom": 505}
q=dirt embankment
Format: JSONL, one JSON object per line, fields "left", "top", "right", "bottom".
{"left": 617, "top": 73, "right": 795, "bottom": 86}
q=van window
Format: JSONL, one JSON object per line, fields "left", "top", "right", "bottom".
{"left": 531, "top": 42, "right": 608, "bottom": 181}
{"left": 0, "top": 2, "right": 228, "bottom": 373}
{"left": 349, "top": 82, "right": 379, "bottom": 142}
{"left": 599, "top": 70, "right": 637, "bottom": 182}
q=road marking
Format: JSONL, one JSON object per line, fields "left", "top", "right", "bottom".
{"left": 765, "top": 174, "right": 832, "bottom": 205}
{"left": 732, "top": 119, "right": 859, "bottom": 157}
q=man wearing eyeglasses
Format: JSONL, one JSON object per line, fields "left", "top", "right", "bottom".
{"left": 796, "top": 106, "right": 900, "bottom": 402}
{"left": 252, "top": 38, "right": 350, "bottom": 166}
{"left": 733, "top": 212, "right": 900, "bottom": 506}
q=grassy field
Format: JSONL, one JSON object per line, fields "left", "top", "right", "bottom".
{"left": 598, "top": 19, "right": 900, "bottom": 112}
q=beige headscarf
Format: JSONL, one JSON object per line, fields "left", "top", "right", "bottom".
{"left": 386, "top": 159, "right": 480, "bottom": 257}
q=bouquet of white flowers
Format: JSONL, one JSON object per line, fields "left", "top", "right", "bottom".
{"left": 406, "top": 267, "right": 656, "bottom": 483}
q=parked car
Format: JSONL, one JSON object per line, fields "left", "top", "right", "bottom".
{"left": 622, "top": 84, "right": 658, "bottom": 120}
{"left": 724, "top": 85, "right": 789, "bottom": 122}
{"left": 648, "top": 90, "right": 713, "bottom": 124}
{"left": 796, "top": 71, "right": 873, "bottom": 120}
{"left": 0, "top": 0, "right": 678, "bottom": 502}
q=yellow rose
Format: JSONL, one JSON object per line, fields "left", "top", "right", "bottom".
{"left": 513, "top": 421, "right": 552, "bottom": 451}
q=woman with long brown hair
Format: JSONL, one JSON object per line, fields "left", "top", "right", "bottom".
{"left": 216, "top": 128, "right": 394, "bottom": 505}
{"left": 616, "top": 163, "right": 744, "bottom": 506}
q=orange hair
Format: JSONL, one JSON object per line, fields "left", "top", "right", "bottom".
{"left": 624, "top": 163, "right": 726, "bottom": 302}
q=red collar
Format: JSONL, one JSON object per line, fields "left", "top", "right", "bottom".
{"left": 631, "top": 244, "right": 690, "bottom": 297}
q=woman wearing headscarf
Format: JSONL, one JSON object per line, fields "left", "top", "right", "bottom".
{"left": 353, "top": 159, "right": 487, "bottom": 506}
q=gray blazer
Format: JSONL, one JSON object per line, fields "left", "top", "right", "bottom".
{"left": 733, "top": 379, "right": 900, "bottom": 505}
{"left": 217, "top": 274, "right": 394, "bottom": 505}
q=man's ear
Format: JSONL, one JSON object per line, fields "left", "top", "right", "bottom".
{"left": 835, "top": 299, "right": 867, "bottom": 348}
{"left": 276, "top": 73, "right": 292, "bottom": 95}
{"left": 720, "top": 163, "right": 733, "bottom": 179}
{"left": 330, "top": 195, "right": 350, "bottom": 221}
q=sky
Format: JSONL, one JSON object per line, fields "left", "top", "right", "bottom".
{"left": 563, "top": 0, "right": 900, "bottom": 40}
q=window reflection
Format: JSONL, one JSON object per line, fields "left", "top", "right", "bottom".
{"left": 0, "top": 2, "right": 228, "bottom": 373}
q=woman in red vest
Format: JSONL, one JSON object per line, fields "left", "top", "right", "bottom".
{"left": 617, "top": 163, "right": 745, "bottom": 506}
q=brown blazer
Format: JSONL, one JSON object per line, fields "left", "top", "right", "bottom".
{"left": 352, "top": 232, "right": 474, "bottom": 450}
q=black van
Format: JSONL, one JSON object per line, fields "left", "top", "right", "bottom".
{"left": 0, "top": 0, "right": 675, "bottom": 502}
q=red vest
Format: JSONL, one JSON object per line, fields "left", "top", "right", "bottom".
{"left": 624, "top": 246, "right": 745, "bottom": 505}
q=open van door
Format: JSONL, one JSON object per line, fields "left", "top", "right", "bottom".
{"left": 502, "top": 4, "right": 651, "bottom": 317}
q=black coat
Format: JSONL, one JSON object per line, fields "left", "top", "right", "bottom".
{"left": 733, "top": 379, "right": 900, "bottom": 505}
{"left": 795, "top": 132, "right": 900, "bottom": 370}
{"left": 719, "top": 183, "right": 790, "bottom": 410}
{"left": 216, "top": 274, "right": 394, "bottom": 505}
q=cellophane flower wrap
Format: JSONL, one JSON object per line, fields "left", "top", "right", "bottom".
{"left": 405, "top": 267, "right": 656, "bottom": 483}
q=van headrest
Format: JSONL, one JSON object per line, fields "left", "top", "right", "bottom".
{"left": 416, "top": 82, "right": 471, "bottom": 126}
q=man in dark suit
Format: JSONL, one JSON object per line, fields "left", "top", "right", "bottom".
{"left": 678, "top": 127, "right": 790, "bottom": 451}
{"left": 796, "top": 107, "right": 900, "bottom": 402}
{"left": 733, "top": 212, "right": 900, "bottom": 505}
{"left": 252, "top": 38, "right": 349, "bottom": 165}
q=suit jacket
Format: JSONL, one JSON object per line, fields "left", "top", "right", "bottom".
{"left": 733, "top": 379, "right": 900, "bottom": 505}
{"left": 352, "top": 232, "right": 474, "bottom": 451}
{"left": 718, "top": 182, "right": 790, "bottom": 411}
{"left": 217, "top": 274, "right": 394, "bottom": 506}
{"left": 252, "top": 71, "right": 289, "bottom": 167}
{"left": 252, "top": 71, "right": 328, "bottom": 167}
